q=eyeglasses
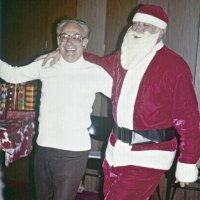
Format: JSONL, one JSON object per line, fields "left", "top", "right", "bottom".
{"left": 58, "top": 33, "right": 86, "bottom": 43}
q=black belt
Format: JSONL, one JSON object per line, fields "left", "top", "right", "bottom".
{"left": 113, "top": 123, "right": 176, "bottom": 145}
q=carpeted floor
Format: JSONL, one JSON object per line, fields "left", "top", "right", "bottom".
{"left": 3, "top": 180, "right": 98, "bottom": 200}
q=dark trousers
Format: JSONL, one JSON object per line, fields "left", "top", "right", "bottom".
{"left": 34, "top": 145, "right": 89, "bottom": 200}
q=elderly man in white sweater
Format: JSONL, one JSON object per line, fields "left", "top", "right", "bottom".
{"left": 0, "top": 19, "right": 112, "bottom": 200}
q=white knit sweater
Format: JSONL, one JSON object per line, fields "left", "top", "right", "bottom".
{"left": 0, "top": 56, "right": 112, "bottom": 151}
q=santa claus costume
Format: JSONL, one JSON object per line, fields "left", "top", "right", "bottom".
{"left": 85, "top": 4, "right": 200, "bottom": 200}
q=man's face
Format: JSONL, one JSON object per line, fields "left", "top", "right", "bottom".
{"left": 130, "top": 21, "right": 160, "bottom": 35}
{"left": 58, "top": 23, "right": 88, "bottom": 63}
{"left": 120, "top": 21, "right": 162, "bottom": 70}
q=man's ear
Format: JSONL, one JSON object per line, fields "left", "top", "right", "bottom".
{"left": 82, "top": 38, "right": 89, "bottom": 49}
{"left": 159, "top": 29, "right": 166, "bottom": 39}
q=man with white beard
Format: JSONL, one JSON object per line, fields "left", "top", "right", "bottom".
{"left": 120, "top": 26, "right": 163, "bottom": 70}
{"left": 40, "top": 4, "right": 200, "bottom": 200}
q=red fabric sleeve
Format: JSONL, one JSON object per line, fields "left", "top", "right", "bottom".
{"left": 83, "top": 52, "right": 120, "bottom": 77}
{"left": 171, "top": 68, "right": 200, "bottom": 164}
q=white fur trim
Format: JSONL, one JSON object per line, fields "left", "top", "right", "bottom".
{"left": 133, "top": 13, "right": 167, "bottom": 29}
{"left": 117, "top": 41, "right": 164, "bottom": 128}
{"left": 175, "top": 161, "right": 198, "bottom": 182}
{"left": 106, "top": 140, "right": 176, "bottom": 170}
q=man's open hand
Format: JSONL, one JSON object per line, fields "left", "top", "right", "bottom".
{"left": 34, "top": 49, "right": 61, "bottom": 66}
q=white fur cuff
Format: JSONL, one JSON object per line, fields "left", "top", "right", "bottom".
{"left": 175, "top": 161, "right": 198, "bottom": 182}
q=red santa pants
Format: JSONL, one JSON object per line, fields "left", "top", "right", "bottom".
{"left": 103, "top": 160, "right": 166, "bottom": 200}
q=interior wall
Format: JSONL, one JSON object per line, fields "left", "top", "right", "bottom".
{"left": 46, "top": 0, "right": 77, "bottom": 51}
{"left": 166, "top": 0, "right": 200, "bottom": 110}
{"left": 77, "top": 0, "right": 107, "bottom": 56}
{"left": 166, "top": 0, "right": 199, "bottom": 76}
{"left": 105, "top": 0, "right": 138, "bottom": 54}
{"left": 1, "top": 0, "right": 49, "bottom": 65}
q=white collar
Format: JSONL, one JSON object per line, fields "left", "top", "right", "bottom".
{"left": 152, "top": 40, "right": 164, "bottom": 52}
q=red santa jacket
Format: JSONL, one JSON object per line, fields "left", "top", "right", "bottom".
{"left": 84, "top": 46, "right": 200, "bottom": 164}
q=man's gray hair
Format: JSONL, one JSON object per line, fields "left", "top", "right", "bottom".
{"left": 56, "top": 19, "right": 90, "bottom": 38}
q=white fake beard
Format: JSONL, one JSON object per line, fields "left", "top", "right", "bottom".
{"left": 120, "top": 29, "right": 160, "bottom": 70}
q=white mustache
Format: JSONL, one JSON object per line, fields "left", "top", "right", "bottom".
{"left": 129, "top": 31, "right": 150, "bottom": 38}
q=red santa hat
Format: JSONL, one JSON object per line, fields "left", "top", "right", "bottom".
{"left": 132, "top": 4, "right": 169, "bottom": 29}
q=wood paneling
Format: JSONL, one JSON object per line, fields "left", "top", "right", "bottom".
{"left": 46, "top": 0, "right": 77, "bottom": 51}
{"left": 2, "top": 0, "right": 48, "bottom": 65}
{"left": 77, "top": 0, "right": 107, "bottom": 56}
{"left": 166, "top": 0, "right": 200, "bottom": 77}
{"left": 138, "top": 0, "right": 168, "bottom": 9}
{"left": 1, "top": 0, "right": 77, "bottom": 64}
{"left": 105, "top": 0, "right": 138, "bottom": 55}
